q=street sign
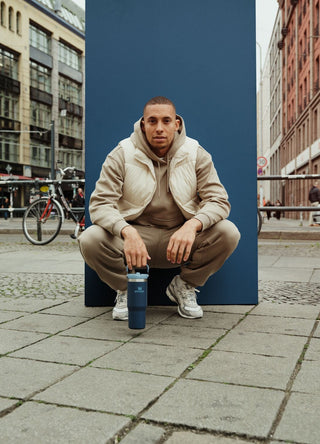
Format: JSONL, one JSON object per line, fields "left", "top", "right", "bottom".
{"left": 257, "top": 156, "right": 267, "bottom": 168}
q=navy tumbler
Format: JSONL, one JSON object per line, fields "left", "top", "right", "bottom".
{"left": 127, "top": 266, "right": 149, "bottom": 329}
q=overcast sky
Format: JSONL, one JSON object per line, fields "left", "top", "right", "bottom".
{"left": 256, "top": 0, "right": 279, "bottom": 66}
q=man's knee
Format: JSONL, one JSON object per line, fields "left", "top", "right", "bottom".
{"left": 78, "top": 225, "right": 106, "bottom": 257}
{"left": 213, "top": 219, "right": 240, "bottom": 251}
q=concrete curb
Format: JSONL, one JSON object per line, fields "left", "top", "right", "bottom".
{"left": 259, "top": 231, "right": 320, "bottom": 240}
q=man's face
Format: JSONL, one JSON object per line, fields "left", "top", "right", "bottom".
{"left": 142, "top": 104, "right": 180, "bottom": 156}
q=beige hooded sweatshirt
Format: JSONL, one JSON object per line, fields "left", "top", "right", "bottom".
{"left": 89, "top": 116, "right": 231, "bottom": 238}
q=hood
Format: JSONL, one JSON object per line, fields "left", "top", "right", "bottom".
{"left": 130, "top": 114, "right": 187, "bottom": 162}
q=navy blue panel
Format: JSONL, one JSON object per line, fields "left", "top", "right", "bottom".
{"left": 85, "top": 0, "right": 257, "bottom": 306}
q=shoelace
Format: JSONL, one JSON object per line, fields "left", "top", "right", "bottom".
{"left": 115, "top": 292, "right": 127, "bottom": 304}
{"left": 182, "top": 287, "right": 200, "bottom": 306}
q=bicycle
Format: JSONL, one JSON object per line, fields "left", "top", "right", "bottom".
{"left": 22, "top": 167, "right": 85, "bottom": 245}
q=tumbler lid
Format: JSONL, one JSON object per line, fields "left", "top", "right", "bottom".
{"left": 126, "top": 265, "right": 149, "bottom": 279}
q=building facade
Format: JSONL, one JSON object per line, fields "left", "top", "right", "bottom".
{"left": 257, "top": 9, "right": 282, "bottom": 206}
{"left": 277, "top": 0, "right": 320, "bottom": 217}
{"left": 0, "top": 0, "right": 85, "bottom": 193}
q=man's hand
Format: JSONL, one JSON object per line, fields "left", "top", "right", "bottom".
{"left": 167, "top": 219, "right": 202, "bottom": 264}
{"left": 121, "top": 225, "right": 151, "bottom": 270}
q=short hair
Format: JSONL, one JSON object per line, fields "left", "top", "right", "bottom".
{"left": 143, "top": 96, "right": 176, "bottom": 114}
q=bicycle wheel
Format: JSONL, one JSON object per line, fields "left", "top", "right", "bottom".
{"left": 257, "top": 209, "right": 263, "bottom": 235}
{"left": 23, "top": 198, "right": 63, "bottom": 245}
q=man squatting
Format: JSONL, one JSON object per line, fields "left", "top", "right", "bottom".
{"left": 79, "top": 96, "right": 240, "bottom": 320}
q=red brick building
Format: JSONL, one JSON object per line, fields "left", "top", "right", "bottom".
{"left": 278, "top": 0, "right": 320, "bottom": 217}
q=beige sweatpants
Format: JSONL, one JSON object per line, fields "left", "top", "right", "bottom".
{"left": 309, "top": 201, "right": 319, "bottom": 225}
{"left": 78, "top": 219, "right": 240, "bottom": 291}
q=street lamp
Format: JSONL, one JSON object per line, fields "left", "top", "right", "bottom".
{"left": 50, "top": 120, "right": 55, "bottom": 180}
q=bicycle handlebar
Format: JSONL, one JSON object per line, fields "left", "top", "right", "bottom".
{"left": 58, "top": 166, "right": 76, "bottom": 177}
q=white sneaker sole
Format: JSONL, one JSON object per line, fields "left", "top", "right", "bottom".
{"left": 112, "top": 310, "right": 128, "bottom": 321}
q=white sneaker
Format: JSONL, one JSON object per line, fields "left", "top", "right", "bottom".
{"left": 166, "top": 275, "right": 203, "bottom": 319}
{"left": 112, "top": 290, "right": 128, "bottom": 320}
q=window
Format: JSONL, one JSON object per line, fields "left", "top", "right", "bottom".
{"left": 59, "top": 41, "right": 81, "bottom": 71}
{"left": 58, "top": 147, "right": 82, "bottom": 170}
{"left": 59, "top": 113, "right": 82, "bottom": 139}
{"left": 30, "top": 101, "right": 51, "bottom": 128}
{"left": 29, "top": 23, "right": 51, "bottom": 54}
{"left": 59, "top": 75, "right": 82, "bottom": 105}
{"left": 8, "top": 6, "right": 13, "bottom": 30}
{"left": 0, "top": 134, "right": 19, "bottom": 162}
{"left": 30, "top": 61, "right": 51, "bottom": 93}
{"left": 0, "top": 91, "right": 19, "bottom": 120}
{"left": 16, "top": 11, "right": 21, "bottom": 35}
{"left": 30, "top": 141, "right": 51, "bottom": 167}
{"left": 0, "top": 46, "right": 19, "bottom": 79}
{"left": 0, "top": 2, "right": 5, "bottom": 27}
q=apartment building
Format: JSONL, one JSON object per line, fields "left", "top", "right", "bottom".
{"left": 0, "top": 0, "right": 85, "bottom": 189}
{"left": 277, "top": 0, "right": 320, "bottom": 216}
{"left": 257, "top": 9, "right": 282, "bottom": 205}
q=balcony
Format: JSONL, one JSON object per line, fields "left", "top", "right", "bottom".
{"left": 0, "top": 117, "right": 20, "bottom": 131}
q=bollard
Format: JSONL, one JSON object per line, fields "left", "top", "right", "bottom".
{"left": 127, "top": 266, "right": 149, "bottom": 329}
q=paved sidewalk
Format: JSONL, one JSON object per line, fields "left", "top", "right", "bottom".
{"left": 259, "top": 216, "right": 320, "bottom": 240}
{"left": 0, "top": 235, "right": 320, "bottom": 443}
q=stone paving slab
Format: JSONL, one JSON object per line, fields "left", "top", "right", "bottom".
{"left": 304, "top": 337, "right": 320, "bottom": 360}
{"left": 258, "top": 266, "right": 313, "bottom": 282}
{"left": 97, "top": 306, "right": 176, "bottom": 325}
{"left": 11, "top": 335, "right": 121, "bottom": 366}
{"left": 143, "top": 379, "right": 283, "bottom": 437}
{"left": 0, "top": 401, "right": 130, "bottom": 444}
{"left": 0, "top": 357, "right": 78, "bottom": 398}
{"left": 41, "top": 299, "right": 110, "bottom": 318}
{"left": 274, "top": 392, "right": 320, "bottom": 443}
{"left": 0, "top": 313, "right": 86, "bottom": 334}
{"left": 0, "top": 398, "right": 18, "bottom": 414}
{"left": 33, "top": 367, "right": 173, "bottom": 415}
{"left": 0, "top": 250, "right": 83, "bottom": 274}
{"left": 91, "top": 342, "right": 203, "bottom": 377}
{"left": 164, "top": 432, "right": 251, "bottom": 444}
{"left": 257, "top": 255, "right": 278, "bottom": 267}
{"left": 251, "top": 302, "right": 320, "bottom": 318}
{"left": 235, "top": 314, "right": 315, "bottom": 336}
{"left": 310, "top": 269, "right": 320, "bottom": 283}
{"left": 161, "top": 312, "right": 243, "bottom": 330}
{"left": 314, "top": 322, "right": 320, "bottom": 338}
{"left": 202, "top": 305, "right": 255, "bottom": 314}
{"left": 131, "top": 324, "right": 226, "bottom": 349}
{"left": 186, "top": 350, "right": 296, "bottom": 390}
{"left": 275, "top": 256, "right": 320, "bottom": 268}
{"left": 0, "top": 311, "right": 25, "bottom": 323}
{"left": 214, "top": 330, "right": 307, "bottom": 357}
{"left": 0, "top": 329, "right": 48, "bottom": 354}
{"left": 292, "top": 360, "right": 320, "bottom": 394}
{"left": 121, "top": 423, "right": 165, "bottom": 443}
{"left": 0, "top": 297, "right": 64, "bottom": 312}
{"left": 61, "top": 317, "right": 140, "bottom": 341}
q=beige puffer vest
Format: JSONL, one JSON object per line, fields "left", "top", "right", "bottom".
{"left": 118, "top": 137, "right": 200, "bottom": 220}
